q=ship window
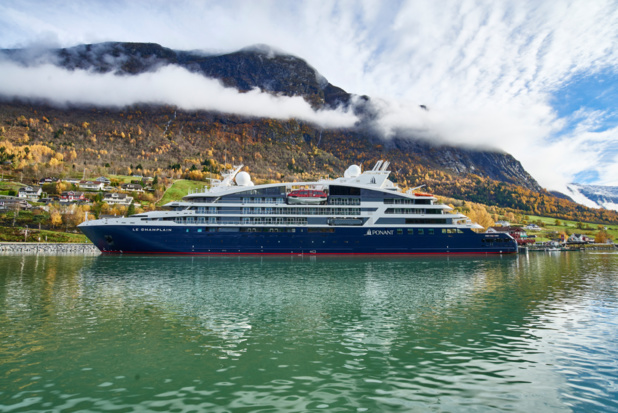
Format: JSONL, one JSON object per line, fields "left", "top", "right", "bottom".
{"left": 408, "top": 229, "right": 414, "bottom": 235}
{"left": 330, "top": 185, "right": 361, "bottom": 196}
{"left": 405, "top": 218, "right": 447, "bottom": 224}
{"left": 418, "top": 229, "right": 424, "bottom": 235}
{"left": 428, "top": 229, "right": 434, "bottom": 235}
{"left": 397, "top": 229, "right": 403, "bottom": 235}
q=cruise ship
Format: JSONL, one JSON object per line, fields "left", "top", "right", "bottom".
{"left": 79, "top": 161, "right": 518, "bottom": 255}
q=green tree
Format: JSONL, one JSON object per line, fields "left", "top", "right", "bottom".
{"left": 126, "top": 201, "right": 135, "bottom": 217}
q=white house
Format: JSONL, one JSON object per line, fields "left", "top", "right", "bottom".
{"left": 121, "top": 183, "right": 143, "bottom": 192}
{"left": 95, "top": 176, "right": 111, "bottom": 184}
{"left": 103, "top": 192, "right": 133, "bottom": 206}
{"left": 0, "top": 198, "right": 31, "bottom": 210}
{"left": 79, "top": 181, "right": 104, "bottom": 191}
{"left": 524, "top": 224, "right": 542, "bottom": 231}
{"left": 38, "top": 177, "right": 59, "bottom": 185}
{"left": 568, "top": 233, "right": 591, "bottom": 244}
{"left": 495, "top": 220, "right": 510, "bottom": 227}
{"left": 18, "top": 185, "right": 42, "bottom": 200}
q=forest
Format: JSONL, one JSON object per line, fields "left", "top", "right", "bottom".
{"left": 1, "top": 101, "right": 617, "bottom": 237}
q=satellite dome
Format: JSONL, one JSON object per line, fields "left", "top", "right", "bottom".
{"left": 235, "top": 171, "right": 252, "bottom": 186}
{"left": 344, "top": 165, "right": 361, "bottom": 178}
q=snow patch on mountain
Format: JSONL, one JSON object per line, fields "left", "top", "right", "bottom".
{"left": 565, "top": 184, "right": 618, "bottom": 212}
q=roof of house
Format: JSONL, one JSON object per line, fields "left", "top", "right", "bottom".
{"left": 19, "top": 186, "right": 41, "bottom": 192}
{"left": 104, "top": 192, "right": 128, "bottom": 199}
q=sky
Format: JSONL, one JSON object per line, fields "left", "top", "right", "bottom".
{"left": 0, "top": 0, "right": 617, "bottom": 192}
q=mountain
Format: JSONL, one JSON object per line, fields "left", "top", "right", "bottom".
{"left": 561, "top": 184, "right": 618, "bottom": 212}
{"left": 0, "top": 42, "right": 540, "bottom": 192}
{"left": 2, "top": 42, "right": 355, "bottom": 109}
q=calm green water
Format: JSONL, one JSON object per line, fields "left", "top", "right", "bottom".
{"left": 1, "top": 252, "right": 617, "bottom": 412}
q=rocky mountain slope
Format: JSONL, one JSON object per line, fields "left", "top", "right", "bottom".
{"left": 0, "top": 41, "right": 540, "bottom": 191}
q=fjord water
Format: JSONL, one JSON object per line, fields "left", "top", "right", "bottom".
{"left": 1, "top": 253, "right": 617, "bottom": 412}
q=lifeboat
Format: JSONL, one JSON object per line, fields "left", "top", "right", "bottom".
{"left": 287, "top": 189, "right": 328, "bottom": 205}
{"left": 414, "top": 192, "right": 433, "bottom": 197}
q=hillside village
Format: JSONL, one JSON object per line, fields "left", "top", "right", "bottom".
{"left": 1, "top": 159, "right": 616, "bottom": 247}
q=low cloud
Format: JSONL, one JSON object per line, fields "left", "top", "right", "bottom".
{"left": 0, "top": 61, "right": 359, "bottom": 129}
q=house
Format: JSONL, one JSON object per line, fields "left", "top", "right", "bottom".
{"left": 495, "top": 220, "right": 510, "bottom": 227}
{"left": 95, "top": 176, "right": 111, "bottom": 184}
{"left": 524, "top": 224, "right": 542, "bottom": 231}
{"left": 121, "top": 183, "right": 143, "bottom": 192}
{"left": 61, "top": 191, "right": 86, "bottom": 202}
{"left": 0, "top": 198, "right": 31, "bottom": 210}
{"left": 38, "top": 177, "right": 59, "bottom": 185}
{"left": 567, "top": 233, "right": 592, "bottom": 244}
{"left": 63, "top": 178, "right": 81, "bottom": 185}
{"left": 18, "top": 185, "right": 42, "bottom": 200}
{"left": 103, "top": 192, "right": 133, "bottom": 206}
{"left": 39, "top": 196, "right": 60, "bottom": 205}
{"left": 79, "top": 180, "right": 105, "bottom": 191}
{"left": 487, "top": 226, "right": 535, "bottom": 246}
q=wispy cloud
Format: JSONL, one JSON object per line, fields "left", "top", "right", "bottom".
{"left": 0, "top": 0, "right": 617, "bottom": 190}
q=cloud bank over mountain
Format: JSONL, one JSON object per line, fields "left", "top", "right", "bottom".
{"left": 0, "top": 0, "right": 617, "bottom": 190}
{"left": 0, "top": 60, "right": 358, "bottom": 129}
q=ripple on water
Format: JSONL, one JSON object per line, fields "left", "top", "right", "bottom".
{"left": 1, "top": 254, "right": 618, "bottom": 412}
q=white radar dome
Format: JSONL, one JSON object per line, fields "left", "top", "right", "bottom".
{"left": 344, "top": 165, "right": 361, "bottom": 178}
{"left": 235, "top": 171, "right": 253, "bottom": 186}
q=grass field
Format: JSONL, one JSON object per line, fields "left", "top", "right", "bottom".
{"left": 526, "top": 215, "right": 618, "bottom": 242}
{"left": 0, "top": 226, "right": 89, "bottom": 243}
{"left": 156, "top": 180, "right": 209, "bottom": 206}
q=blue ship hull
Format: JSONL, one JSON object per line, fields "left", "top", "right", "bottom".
{"left": 80, "top": 225, "right": 518, "bottom": 255}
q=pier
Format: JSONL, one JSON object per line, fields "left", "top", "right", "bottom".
{"left": 0, "top": 242, "right": 100, "bottom": 255}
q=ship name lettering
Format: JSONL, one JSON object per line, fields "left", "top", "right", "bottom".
{"left": 367, "top": 230, "right": 394, "bottom": 236}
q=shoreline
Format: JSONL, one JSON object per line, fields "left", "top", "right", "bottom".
{"left": 0, "top": 242, "right": 100, "bottom": 255}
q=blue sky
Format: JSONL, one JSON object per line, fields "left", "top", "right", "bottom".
{"left": 0, "top": 0, "right": 617, "bottom": 190}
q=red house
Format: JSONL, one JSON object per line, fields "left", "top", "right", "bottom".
{"left": 61, "top": 191, "right": 86, "bottom": 202}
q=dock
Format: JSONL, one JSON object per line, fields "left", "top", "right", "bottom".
{"left": 0, "top": 242, "right": 100, "bottom": 255}
{"left": 521, "top": 243, "right": 616, "bottom": 253}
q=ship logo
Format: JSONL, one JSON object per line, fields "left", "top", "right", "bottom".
{"left": 366, "top": 229, "right": 394, "bottom": 236}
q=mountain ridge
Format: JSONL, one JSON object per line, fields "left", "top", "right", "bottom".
{"left": 0, "top": 41, "right": 543, "bottom": 192}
